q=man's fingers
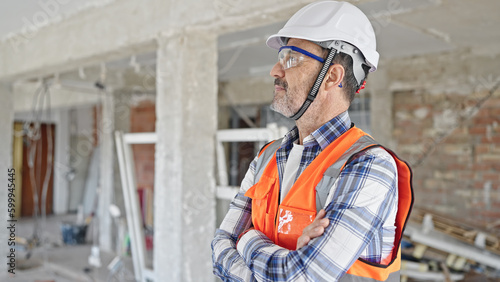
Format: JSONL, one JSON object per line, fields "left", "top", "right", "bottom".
{"left": 297, "top": 209, "right": 330, "bottom": 249}
{"left": 303, "top": 218, "right": 328, "bottom": 234}
{"left": 313, "top": 210, "right": 329, "bottom": 228}
{"left": 297, "top": 226, "right": 324, "bottom": 249}
{"left": 320, "top": 218, "right": 329, "bottom": 227}
{"left": 297, "top": 235, "right": 311, "bottom": 249}
{"left": 302, "top": 236, "right": 310, "bottom": 245}
{"left": 313, "top": 226, "right": 324, "bottom": 235}
{"left": 315, "top": 209, "right": 326, "bottom": 220}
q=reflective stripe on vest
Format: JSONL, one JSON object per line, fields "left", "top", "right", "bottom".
{"left": 245, "top": 126, "right": 414, "bottom": 281}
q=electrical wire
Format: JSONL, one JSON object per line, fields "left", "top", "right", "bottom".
{"left": 40, "top": 83, "right": 53, "bottom": 264}
{"left": 27, "top": 84, "right": 44, "bottom": 245}
{"left": 24, "top": 81, "right": 53, "bottom": 263}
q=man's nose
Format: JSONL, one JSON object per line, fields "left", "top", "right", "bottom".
{"left": 270, "top": 62, "right": 285, "bottom": 78}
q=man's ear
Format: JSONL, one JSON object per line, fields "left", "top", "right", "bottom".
{"left": 324, "top": 64, "right": 345, "bottom": 91}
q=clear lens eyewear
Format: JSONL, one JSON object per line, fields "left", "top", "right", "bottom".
{"left": 278, "top": 46, "right": 326, "bottom": 70}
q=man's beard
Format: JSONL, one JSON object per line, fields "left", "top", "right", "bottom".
{"left": 270, "top": 78, "right": 296, "bottom": 117}
{"left": 271, "top": 77, "right": 313, "bottom": 118}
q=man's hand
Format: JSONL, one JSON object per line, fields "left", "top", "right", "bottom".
{"left": 296, "top": 209, "right": 330, "bottom": 249}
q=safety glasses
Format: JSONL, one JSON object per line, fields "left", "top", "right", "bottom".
{"left": 278, "top": 46, "right": 326, "bottom": 70}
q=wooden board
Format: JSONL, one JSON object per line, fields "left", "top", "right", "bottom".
{"left": 21, "top": 123, "right": 55, "bottom": 217}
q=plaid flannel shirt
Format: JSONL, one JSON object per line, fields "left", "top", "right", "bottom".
{"left": 212, "top": 111, "right": 398, "bottom": 282}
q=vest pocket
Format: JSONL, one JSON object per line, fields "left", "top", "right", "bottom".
{"left": 276, "top": 205, "right": 316, "bottom": 250}
{"left": 244, "top": 175, "right": 277, "bottom": 235}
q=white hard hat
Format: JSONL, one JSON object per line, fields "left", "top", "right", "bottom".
{"left": 267, "top": 1, "right": 379, "bottom": 84}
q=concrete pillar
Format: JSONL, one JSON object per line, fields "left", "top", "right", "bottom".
{"left": 154, "top": 31, "right": 217, "bottom": 281}
{"left": 0, "top": 83, "right": 14, "bottom": 275}
{"left": 52, "top": 108, "right": 71, "bottom": 214}
{"left": 98, "top": 92, "right": 115, "bottom": 251}
{"left": 368, "top": 68, "right": 395, "bottom": 149}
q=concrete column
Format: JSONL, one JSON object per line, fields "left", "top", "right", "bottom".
{"left": 98, "top": 92, "right": 115, "bottom": 251}
{"left": 368, "top": 68, "right": 395, "bottom": 149}
{"left": 154, "top": 31, "right": 217, "bottom": 281}
{"left": 0, "top": 83, "right": 14, "bottom": 275}
{"left": 52, "top": 108, "right": 70, "bottom": 214}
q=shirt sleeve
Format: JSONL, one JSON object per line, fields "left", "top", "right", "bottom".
{"left": 235, "top": 148, "right": 398, "bottom": 282}
{"left": 211, "top": 156, "right": 259, "bottom": 282}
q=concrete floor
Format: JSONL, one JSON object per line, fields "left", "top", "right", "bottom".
{"left": 2, "top": 213, "right": 135, "bottom": 282}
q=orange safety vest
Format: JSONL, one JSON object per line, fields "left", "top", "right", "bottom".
{"left": 244, "top": 127, "right": 414, "bottom": 281}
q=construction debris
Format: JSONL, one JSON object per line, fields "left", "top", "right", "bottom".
{"left": 411, "top": 208, "right": 500, "bottom": 255}
{"left": 401, "top": 208, "right": 500, "bottom": 281}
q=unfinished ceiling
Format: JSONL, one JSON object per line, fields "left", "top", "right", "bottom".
{"left": 1, "top": 0, "right": 499, "bottom": 83}
{"left": 218, "top": 0, "right": 500, "bottom": 80}
{"left": 0, "top": 0, "right": 115, "bottom": 39}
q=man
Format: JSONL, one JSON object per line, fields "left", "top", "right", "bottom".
{"left": 212, "top": 1, "right": 413, "bottom": 281}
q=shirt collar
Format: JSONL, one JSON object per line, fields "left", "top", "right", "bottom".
{"left": 281, "top": 111, "right": 352, "bottom": 150}
{"left": 281, "top": 125, "right": 300, "bottom": 151}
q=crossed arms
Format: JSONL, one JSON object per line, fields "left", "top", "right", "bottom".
{"left": 212, "top": 147, "right": 398, "bottom": 282}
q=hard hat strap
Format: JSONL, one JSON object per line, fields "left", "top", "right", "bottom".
{"left": 290, "top": 48, "right": 337, "bottom": 120}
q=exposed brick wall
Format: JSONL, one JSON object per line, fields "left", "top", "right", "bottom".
{"left": 130, "top": 100, "right": 156, "bottom": 190}
{"left": 393, "top": 89, "right": 500, "bottom": 226}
